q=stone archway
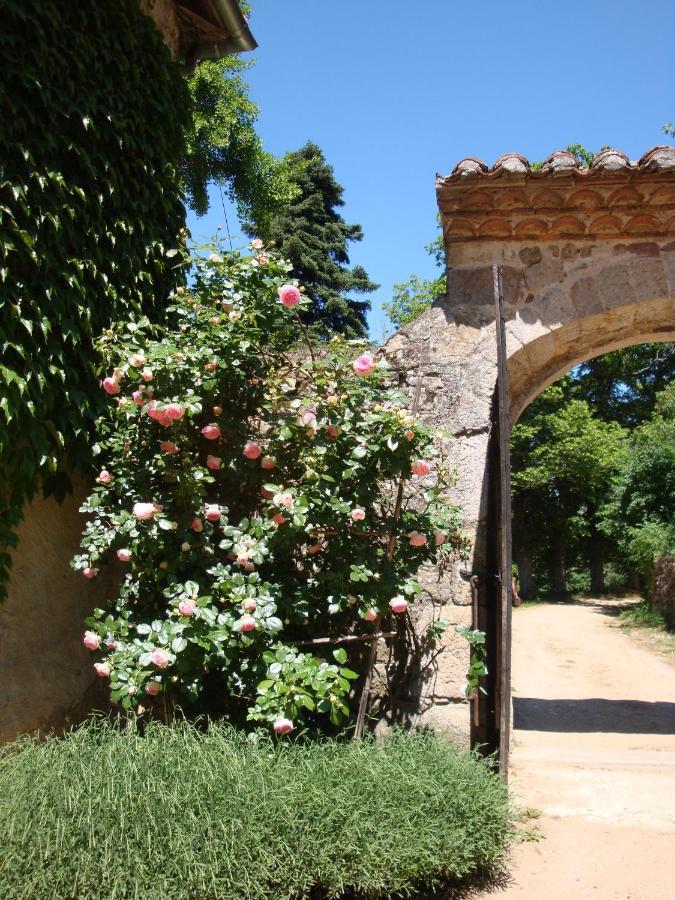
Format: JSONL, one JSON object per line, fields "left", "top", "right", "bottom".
{"left": 385, "top": 146, "right": 675, "bottom": 748}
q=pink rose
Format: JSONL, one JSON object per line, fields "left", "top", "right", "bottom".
{"left": 221, "top": 300, "right": 233, "bottom": 312}
{"left": 151, "top": 649, "right": 170, "bottom": 669}
{"left": 147, "top": 403, "right": 172, "bottom": 427}
{"left": 352, "top": 353, "right": 375, "bottom": 377}
{"left": 229, "top": 310, "right": 240, "bottom": 321}
{"left": 116, "top": 548, "right": 131, "bottom": 562}
{"left": 133, "top": 502, "right": 156, "bottom": 521}
{"left": 206, "top": 455, "right": 222, "bottom": 470}
{"left": 94, "top": 662, "right": 111, "bottom": 678}
{"left": 205, "top": 361, "right": 217, "bottom": 372}
{"left": 363, "top": 609, "right": 377, "bottom": 622}
{"left": 202, "top": 423, "right": 221, "bottom": 441}
{"left": 389, "top": 595, "right": 408, "bottom": 614}
{"left": 272, "top": 513, "right": 288, "bottom": 525}
{"left": 279, "top": 492, "right": 294, "bottom": 509}
{"left": 132, "top": 390, "right": 144, "bottom": 407}
{"left": 205, "top": 504, "right": 221, "bottom": 522}
{"left": 405, "top": 429, "right": 415, "bottom": 441}
{"left": 83, "top": 631, "right": 101, "bottom": 650}
{"left": 411, "top": 460, "right": 431, "bottom": 477}
{"left": 141, "top": 368, "right": 153, "bottom": 382}
{"left": 83, "top": 567, "right": 97, "bottom": 579}
{"left": 178, "top": 599, "right": 196, "bottom": 617}
{"left": 273, "top": 717, "right": 294, "bottom": 736}
{"left": 181, "top": 542, "right": 190, "bottom": 552}
{"left": 250, "top": 238, "right": 264, "bottom": 249}
{"left": 256, "top": 253, "right": 269, "bottom": 266}
{"left": 434, "top": 531, "right": 447, "bottom": 546}
{"left": 213, "top": 405, "right": 223, "bottom": 416}
{"left": 102, "top": 377, "right": 120, "bottom": 396}
{"left": 165, "top": 403, "right": 184, "bottom": 421}
{"left": 146, "top": 680, "right": 161, "bottom": 696}
{"left": 191, "top": 517, "right": 203, "bottom": 533}
{"left": 301, "top": 411, "right": 317, "bottom": 427}
{"left": 351, "top": 508, "right": 365, "bottom": 522}
{"left": 159, "top": 441, "right": 179, "bottom": 453}
{"left": 98, "top": 470, "right": 112, "bottom": 484}
{"left": 209, "top": 316, "right": 219, "bottom": 325}
{"left": 325, "top": 425, "right": 339, "bottom": 440}
{"left": 243, "top": 598, "right": 257, "bottom": 612}
{"left": 243, "top": 441, "right": 262, "bottom": 460}
{"left": 159, "top": 561, "right": 168, "bottom": 570}
{"left": 113, "top": 368, "right": 125, "bottom": 382}
{"left": 239, "top": 614, "right": 256, "bottom": 633}
{"left": 260, "top": 456, "right": 276, "bottom": 470}
{"left": 408, "top": 531, "right": 427, "bottom": 547}
{"left": 105, "top": 639, "right": 119, "bottom": 650}
{"left": 130, "top": 351, "right": 145, "bottom": 368}
{"left": 278, "top": 284, "right": 301, "bottom": 308}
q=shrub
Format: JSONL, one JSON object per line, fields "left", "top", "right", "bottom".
{"left": 74, "top": 242, "right": 466, "bottom": 732}
{"left": 0, "top": 721, "right": 512, "bottom": 899}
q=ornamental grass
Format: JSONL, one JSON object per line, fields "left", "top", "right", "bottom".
{"left": 0, "top": 720, "right": 512, "bottom": 899}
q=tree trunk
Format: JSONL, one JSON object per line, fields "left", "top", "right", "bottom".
{"left": 629, "top": 568, "right": 641, "bottom": 593}
{"left": 587, "top": 509, "right": 605, "bottom": 595}
{"left": 588, "top": 537, "right": 605, "bottom": 594}
{"left": 514, "top": 547, "right": 534, "bottom": 599}
{"left": 553, "top": 538, "right": 567, "bottom": 596}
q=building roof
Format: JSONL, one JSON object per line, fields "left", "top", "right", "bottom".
{"left": 436, "top": 147, "right": 675, "bottom": 245}
{"left": 438, "top": 146, "right": 675, "bottom": 184}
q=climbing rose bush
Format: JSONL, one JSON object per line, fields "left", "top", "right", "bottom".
{"left": 73, "top": 242, "right": 464, "bottom": 733}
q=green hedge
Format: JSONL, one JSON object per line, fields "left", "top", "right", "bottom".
{"left": 0, "top": 0, "right": 189, "bottom": 595}
{"left": 0, "top": 722, "right": 512, "bottom": 899}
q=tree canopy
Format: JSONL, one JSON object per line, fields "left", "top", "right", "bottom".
{"left": 182, "top": 57, "right": 296, "bottom": 232}
{"left": 256, "top": 142, "right": 378, "bottom": 339}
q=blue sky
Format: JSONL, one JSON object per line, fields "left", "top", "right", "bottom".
{"left": 187, "top": 0, "right": 674, "bottom": 340}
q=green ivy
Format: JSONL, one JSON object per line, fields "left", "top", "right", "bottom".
{"left": 0, "top": 0, "right": 190, "bottom": 596}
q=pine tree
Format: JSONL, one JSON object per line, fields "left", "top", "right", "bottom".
{"left": 256, "top": 142, "right": 378, "bottom": 339}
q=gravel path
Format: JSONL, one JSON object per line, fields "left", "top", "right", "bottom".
{"left": 479, "top": 599, "right": 675, "bottom": 900}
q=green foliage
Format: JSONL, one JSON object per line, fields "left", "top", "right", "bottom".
{"left": 455, "top": 625, "right": 488, "bottom": 697}
{"left": 619, "top": 600, "right": 669, "bottom": 630}
{"left": 511, "top": 385, "right": 627, "bottom": 593}
{"left": 570, "top": 343, "right": 675, "bottom": 427}
{"left": 662, "top": 123, "right": 675, "bottom": 140}
{"left": 183, "top": 57, "right": 296, "bottom": 229}
{"left": 600, "top": 383, "right": 675, "bottom": 582}
{"left": 257, "top": 142, "right": 378, "bottom": 339}
{"left": 0, "top": 0, "right": 189, "bottom": 597}
{"left": 0, "top": 721, "right": 512, "bottom": 900}
{"left": 384, "top": 273, "right": 445, "bottom": 330}
{"left": 384, "top": 218, "right": 445, "bottom": 330}
{"left": 75, "top": 242, "right": 464, "bottom": 731}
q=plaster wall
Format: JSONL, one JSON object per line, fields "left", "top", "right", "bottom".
{"left": 0, "top": 480, "right": 117, "bottom": 741}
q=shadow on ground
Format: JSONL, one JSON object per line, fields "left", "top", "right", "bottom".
{"left": 514, "top": 697, "right": 675, "bottom": 734}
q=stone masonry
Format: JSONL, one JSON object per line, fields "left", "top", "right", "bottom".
{"left": 384, "top": 146, "right": 675, "bottom": 745}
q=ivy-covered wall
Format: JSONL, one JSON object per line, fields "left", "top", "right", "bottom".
{"left": 0, "top": 0, "right": 189, "bottom": 595}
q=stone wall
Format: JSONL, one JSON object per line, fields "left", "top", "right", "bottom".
{"left": 653, "top": 556, "right": 675, "bottom": 630}
{"left": 0, "top": 480, "right": 117, "bottom": 742}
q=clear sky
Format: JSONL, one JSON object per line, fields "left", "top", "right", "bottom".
{"left": 187, "top": 0, "right": 674, "bottom": 341}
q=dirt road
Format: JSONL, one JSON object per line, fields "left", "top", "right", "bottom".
{"left": 482, "top": 599, "right": 675, "bottom": 900}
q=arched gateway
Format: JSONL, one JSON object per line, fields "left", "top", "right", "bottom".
{"left": 385, "top": 146, "right": 675, "bottom": 767}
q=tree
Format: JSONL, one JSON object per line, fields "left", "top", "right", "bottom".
{"left": 600, "top": 383, "right": 675, "bottom": 587}
{"left": 253, "top": 143, "right": 377, "bottom": 339}
{"left": 383, "top": 219, "right": 445, "bottom": 331}
{"left": 569, "top": 343, "right": 675, "bottom": 427}
{"left": 511, "top": 385, "right": 627, "bottom": 596}
{"left": 182, "top": 57, "right": 296, "bottom": 231}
